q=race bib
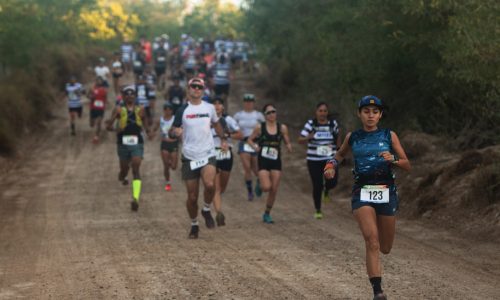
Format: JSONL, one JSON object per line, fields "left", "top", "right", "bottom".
{"left": 122, "top": 135, "right": 138, "bottom": 146}
{"left": 243, "top": 143, "right": 255, "bottom": 153}
{"left": 360, "top": 185, "right": 389, "bottom": 203}
{"left": 157, "top": 56, "right": 166, "bottom": 62}
{"left": 190, "top": 157, "right": 209, "bottom": 170}
{"left": 134, "top": 61, "right": 142, "bottom": 67}
{"left": 316, "top": 145, "right": 333, "bottom": 156}
{"left": 314, "top": 131, "right": 333, "bottom": 139}
{"left": 216, "top": 149, "right": 231, "bottom": 161}
{"left": 94, "top": 100, "right": 104, "bottom": 108}
{"left": 68, "top": 92, "right": 78, "bottom": 101}
{"left": 137, "top": 89, "right": 146, "bottom": 98}
{"left": 187, "top": 58, "right": 196, "bottom": 65}
{"left": 216, "top": 70, "right": 228, "bottom": 77}
{"left": 261, "top": 146, "right": 279, "bottom": 160}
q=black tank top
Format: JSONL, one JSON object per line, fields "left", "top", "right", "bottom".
{"left": 258, "top": 122, "right": 282, "bottom": 157}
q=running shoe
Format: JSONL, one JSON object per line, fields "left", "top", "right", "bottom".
{"left": 373, "top": 293, "right": 387, "bottom": 300}
{"left": 314, "top": 212, "right": 323, "bottom": 220}
{"left": 131, "top": 200, "right": 139, "bottom": 212}
{"left": 201, "top": 210, "right": 215, "bottom": 229}
{"left": 164, "top": 183, "right": 171, "bottom": 191}
{"left": 322, "top": 190, "right": 331, "bottom": 203}
{"left": 216, "top": 212, "right": 226, "bottom": 226}
{"left": 255, "top": 181, "right": 262, "bottom": 197}
{"left": 118, "top": 173, "right": 129, "bottom": 186}
{"left": 248, "top": 191, "right": 254, "bottom": 201}
{"left": 188, "top": 225, "right": 199, "bottom": 239}
{"left": 262, "top": 213, "right": 274, "bottom": 224}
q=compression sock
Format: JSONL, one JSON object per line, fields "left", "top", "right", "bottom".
{"left": 132, "top": 179, "right": 142, "bottom": 202}
{"left": 265, "top": 205, "right": 273, "bottom": 214}
{"left": 245, "top": 180, "right": 253, "bottom": 194}
{"left": 202, "top": 202, "right": 211, "bottom": 212}
{"left": 369, "top": 277, "right": 383, "bottom": 295}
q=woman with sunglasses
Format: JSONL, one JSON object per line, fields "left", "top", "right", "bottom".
{"left": 247, "top": 104, "right": 292, "bottom": 224}
{"left": 298, "top": 102, "right": 341, "bottom": 219}
{"left": 233, "top": 94, "right": 265, "bottom": 201}
{"left": 324, "top": 96, "right": 410, "bottom": 300}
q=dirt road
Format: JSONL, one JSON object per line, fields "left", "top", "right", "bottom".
{"left": 0, "top": 74, "right": 499, "bottom": 299}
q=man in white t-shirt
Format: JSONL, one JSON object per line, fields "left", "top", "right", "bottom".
{"left": 170, "top": 77, "right": 228, "bottom": 239}
{"left": 94, "top": 57, "right": 111, "bottom": 87}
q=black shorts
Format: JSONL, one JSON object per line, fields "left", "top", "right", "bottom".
{"left": 181, "top": 156, "right": 217, "bottom": 180}
{"left": 216, "top": 149, "right": 233, "bottom": 172}
{"left": 258, "top": 156, "right": 282, "bottom": 171}
{"left": 161, "top": 140, "right": 179, "bottom": 153}
{"left": 112, "top": 73, "right": 123, "bottom": 78}
{"left": 214, "top": 84, "right": 230, "bottom": 96}
{"left": 69, "top": 107, "right": 82, "bottom": 117}
{"left": 90, "top": 109, "right": 104, "bottom": 120}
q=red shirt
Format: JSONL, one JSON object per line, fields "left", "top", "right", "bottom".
{"left": 90, "top": 86, "right": 107, "bottom": 110}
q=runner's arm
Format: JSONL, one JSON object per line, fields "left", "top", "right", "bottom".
{"left": 281, "top": 124, "right": 293, "bottom": 153}
{"left": 297, "top": 121, "right": 315, "bottom": 144}
{"left": 324, "top": 132, "right": 352, "bottom": 179}
{"left": 105, "top": 107, "right": 120, "bottom": 131}
{"left": 213, "top": 120, "right": 229, "bottom": 151}
{"left": 246, "top": 124, "right": 262, "bottom": 152}
{"left": 379, "top": 131, "right": 411, "bottom": 171}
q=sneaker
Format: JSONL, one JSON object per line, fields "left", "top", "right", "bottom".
{"left": 262, "top": 213, "right": 274, "bottom": 224}
{"left": 314, "top": 212, "right": 323, "bottom": 220}
{"left": 322, "top": 190, "right": 330, "bottom": 203}
{"left": 188, "top": 225, "right": 199, "bottom": 239}
{"left": 216, "top": 212, "right": 226, "bottom": 226}
{"left": 248, "top": 191, "right": 254, "bottom": 201}
{"left": 255, "top": 181, "right": 262, "bottom": 197}
{"left": 201, "top": 209, "right": 215, "bottom": 229}
{"left": 164, "top": 183, "right": 171, "bottom": 191}
{"left": 373, "top": 293, "right": 387, "bottom": 300}
{"left": 118, "top": 173, "right": 129, "bottom": 186}
{"left": 131, "top": 200, "right": 139, "bottom": 212}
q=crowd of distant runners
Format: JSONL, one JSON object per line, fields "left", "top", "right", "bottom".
{"left": 63, "top": 32, "right": 411, "bottom": 300}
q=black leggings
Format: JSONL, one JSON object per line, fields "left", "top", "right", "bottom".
{"left": 307, "top": 160, "right": 338, "bottom": 211}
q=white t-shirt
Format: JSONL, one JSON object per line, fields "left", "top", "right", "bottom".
{"left": 174, "top": 101, "right": 219, "bottom": 160}
{"left": 95, "top": 66, "right": 110, "bottom": 79}
{"left": 233, "top": 110, "right": 265, "bottom": 137}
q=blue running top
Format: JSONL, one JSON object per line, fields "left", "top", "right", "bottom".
{"left": 348, "top": 128, "right": 394, "bottom": 186}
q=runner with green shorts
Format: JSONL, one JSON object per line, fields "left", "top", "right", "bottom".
{"left": 106, "top": 85, "right": 152, "bottom": 211}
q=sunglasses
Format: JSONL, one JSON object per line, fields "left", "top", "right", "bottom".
{"left": 265, "top": 110, "right": 276, "bottom": 115}
{"left": 190, "top": 84, "right": 204, "bottom": 90}
{"left": 317, "top": 109, "right": 328, "bottom": 112}
{"left": 122, "top": 91, "right": 135, "bottom": 96}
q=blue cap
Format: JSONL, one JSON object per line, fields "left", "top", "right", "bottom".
{"left": 358, "top": 95, "right": 383, "bottom": 109}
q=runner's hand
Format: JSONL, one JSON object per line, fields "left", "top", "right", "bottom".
{"left": 323, "top": 163, "right": 336, "bottom": 179}
{"left": 379, "top": 151, "right": 395, "bottom": 163}
{"left": 286, "top": 143, "right": 292, "bottom": 153}
{"left": 221, "top": 140, "right": 229, "bottom": 152}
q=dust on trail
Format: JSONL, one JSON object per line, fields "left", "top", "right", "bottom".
{"left": 0, "top": 72, "right": 499, "bottom": 300}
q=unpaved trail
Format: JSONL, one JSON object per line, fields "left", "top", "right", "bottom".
{"left": 0, "top": 72, "right": 499, "bottom": 300}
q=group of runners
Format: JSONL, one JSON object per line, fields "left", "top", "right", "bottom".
{"left": 63, "top": 33, "right": 411, "bottom": 300}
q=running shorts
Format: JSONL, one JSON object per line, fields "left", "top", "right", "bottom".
{"left": 161, "top": 140, "right": 179, "bottom": 153}
{"left": 351, "top": 184, "right": 399, "bottom": 216}
{"left": 181, "top": 155, "right": 217, "bottom": 180}
{"left": 69, "top": 107, "right": 82, "bottom": 117}
{"left": 117, "top": 144, "right": 144, "bottom": 160}
{"left": 258, "top": 156, "right": 282, "bottom": 171}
